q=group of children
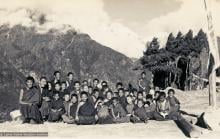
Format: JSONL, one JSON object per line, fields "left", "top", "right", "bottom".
{"left": 19, "top": 71, "right": 181, "bottom": 125}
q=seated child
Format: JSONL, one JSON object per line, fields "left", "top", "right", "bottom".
{"left": 131, "top": 99, "right": 148, "bottom": 123}
{"left": 104, "top": 91, "right": 113, "bottom": 107}
{"left": 48, "top": 93, "right": 65, "bottom": 122}
{"left": 40, "top": 84, "right": 53, "bottom": 121}
{"left": 167, "top": 89, "right": 180, "bottom": 112}
{"left": 144, "top": 94, "right": 156, "bottom": 119}
{"left": 118, "top": 88, "right": 127, "bottom": 109}
{"left": 75, "top": 92, "right": 97, "bottom": 125}
{"left": 154, "top": 92, "right": 179, "bottom": 121}
{"left": 109, "top": 97, "right": 130, "bottom": 123}
{"left": 95, "top": 97, "right": 113, "bottom": 124}
{"left": 62, "top": 94, "right": 78, "bottom": 124}
{"left": 135, "top": 91, "right": 144, "bottom": 104}
{"left": 125, "top": 95, "right": 134, "bottom": 116}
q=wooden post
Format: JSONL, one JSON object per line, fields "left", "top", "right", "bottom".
{"left": 209, "top": 71, "right": 217, "bottom": 109}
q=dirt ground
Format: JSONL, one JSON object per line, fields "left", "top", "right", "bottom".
{"left": 0, "top": 88, "right": 220, "bottom": 139}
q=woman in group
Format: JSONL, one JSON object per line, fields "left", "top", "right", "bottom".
{"left": 19, "top": 76, "right": 42, "bottom": 124}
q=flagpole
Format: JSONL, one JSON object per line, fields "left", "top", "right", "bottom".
{"left": 204, "top": 0, "right": 218, "bottom": 109}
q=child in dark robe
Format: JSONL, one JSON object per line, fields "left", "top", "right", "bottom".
{"left": 90, "top": 89, "right": 100, "bottom": 104}
{"left": 125, "top": 95, "right": 134, "bottom": 116}
{"left": 92, "top": 78, "right": 100, "bottom": 90}
{"left": 104, "top": 91, "right": 113, "bottom": 107}
{"left": 53, "top": 82, "right": 61, "bottom": 97}
{"left": 63, "top": 94, "right": 71, "bottom": 113}
{"left": 167, "top": 89, "right": 180, "bottom": 112}
{"left": 75, "top": 92, "right": 97, "bottom": 125}
{"left": 60, "top": 82, "right": 69, "bottom": 99}
{"left": 144, "top": 94, "right": 156, "bottom": 119}
{"left": 69, "top": 94, "right": 78, "bottom": 119}
{"left": 70, "top": 81, "right": 81, "bottom": 101}
{"left": 48, "top": 93, "right": 65, "bottom": 122}
{"left": 118, "top": 88, "right": 127, "bottom": 109}
{"left": 62, "top": 94, "right": 76, "bottom": 124}
{"left": 135, "top": 91, "right": 144, "bottom": 104}
{"left": 66, "top": 72, "right": 75, "bottom": 93}
{"left": 19, "top": 76, "right": 42, "bottom": 124}
{"left": 40, "top": 85, "right": 53, "bottom": 121}
{"left": 95, "top": 97, "right": 113, "bottom": 124}
{"left": 131, "top": 99, "right": 148, "bottom": 123}
{"left": 110, "top": 97, "right": 130, "bottom": 123}
{"left": 51, "top": 71, "right": 61, "bottom": 89}
{"left": 153, "top": 91, "right": 161, "bottom": 103}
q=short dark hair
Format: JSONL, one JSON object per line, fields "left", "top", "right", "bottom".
{"left": 74, "top": 81, "right": 80, "bottom": 85}
{"left": 92, "top": 89, "right": 100, "bottom": 95}
{"left": 118, "top": 88, "right": 124, "bottom": 92}
{"left": 67, "top": 72, "right": 73, "bottom": 76}
{"left": 40, "top": 76, "right": 47, "bottom": 81}
{"left": 26, "top": 76, "right": 35, "bottom": 83}
{"left": 80, "top": 91, "right": 88, "bottom": 97}
{"left": 168, "top": 89, "right": 175, "bottom": 94}
{"left": 71, "top": 94, "right": 78, "bottom": 99}
{"left": 106, "top": 90, "right": 113, "bottom": 95}
{"left": 101, "top": 81, "right": 107, "bottom": 85}
{"left": 55, "top": 82, "right": 61, "bottom": 86}
{"left": 61, "top": 81, "right": 66, "bottom": 85}
{"left": 137, "top": 91, "right": 143, "bottom": 95}
{"left": 116, "top": 82, "right": 123, "bottom": 87}
{"left": 53, "top": 92, "right": 60, "bottom": 96}
{"left": 54, "top": 71, "right": 60, "bottom": 76}
{"left": 159, "top": 91, "right": 166, "bottom": 98}
{"left": 141, "top": 71, "right": 146, "bottom": 75}
{"left": 93, "top": 78, "right": 99, "bottom": 82}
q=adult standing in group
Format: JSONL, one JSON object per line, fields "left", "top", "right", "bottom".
{"left": 138, "top": 71, "right": 151, "bottom": 93}
{"left": 51, "top": 71, "right": 61, "bottom": 89}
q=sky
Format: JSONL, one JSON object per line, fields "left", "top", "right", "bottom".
{"left": 0, "top": 0, "right": 220, "bottom": 58}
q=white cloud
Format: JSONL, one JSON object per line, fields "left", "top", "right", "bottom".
{"left": 0, "top": 0, "right": 144, "bottom": 58}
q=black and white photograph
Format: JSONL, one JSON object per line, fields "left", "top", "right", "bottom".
{"left": 0, "top": 0, "right": 220, "bottom": 138}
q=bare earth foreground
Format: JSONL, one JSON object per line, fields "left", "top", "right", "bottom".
{"left": 0, "top": 89, "right": 220, "bottom": 139}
